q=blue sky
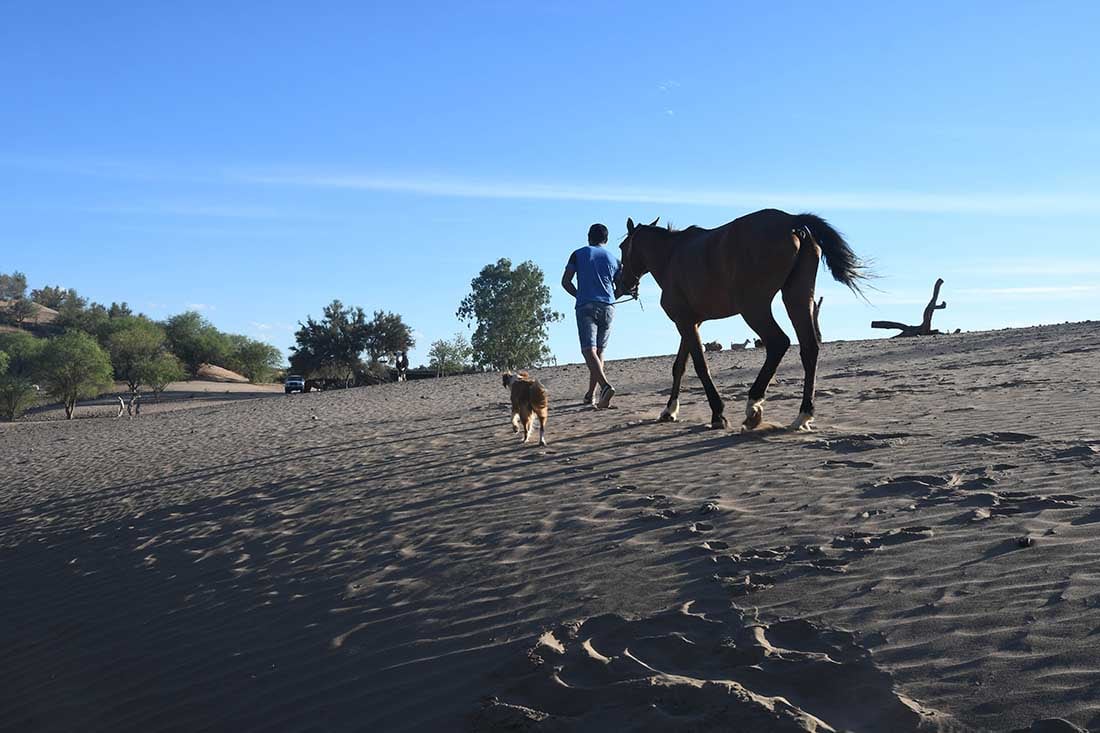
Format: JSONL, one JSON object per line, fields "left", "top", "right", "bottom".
{"left": 3, "top": 2, "right": 1099, "bottom": 367}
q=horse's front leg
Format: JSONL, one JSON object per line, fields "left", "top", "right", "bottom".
{"left": 679, "top": 322, "right": 727, "bottom": 429}
{"left": 660, "top": 338, "right": 690, "bottom": 422}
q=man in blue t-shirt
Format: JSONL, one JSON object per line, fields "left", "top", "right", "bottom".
{"left": 561, "top": 223, "right": 620, "bottom": 408}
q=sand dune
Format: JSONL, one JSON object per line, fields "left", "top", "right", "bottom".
{"left": 2, "top": 322, "right": 1099, "bottom": 731}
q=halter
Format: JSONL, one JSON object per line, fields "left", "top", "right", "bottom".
{"left": 615, "top": 231, "right": 642, "bottom": 304}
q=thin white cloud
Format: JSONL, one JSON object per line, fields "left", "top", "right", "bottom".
{"left": 187, "top": 303, "right": 216, "bottom": 312}
{"left": 81, "top": 202, "right": 290, "bottom": 219}
{"left": 956, "top": 284, "right": 1100, "bottom": 296}
{"left": 232, "top": 170, "right": 1100, "bottom": 216}
{"left": 12, "top": 155, "right": 1100, "bottom": 216}
{"left": 959, "top": 260, "right": 1100, "bottom": 277}
{"left": 657, "top": 80, "right": 681, "bottom": 92}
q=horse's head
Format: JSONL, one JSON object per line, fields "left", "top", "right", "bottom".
{"left": 614, "top": 216, "right": 659, "bottom": 299}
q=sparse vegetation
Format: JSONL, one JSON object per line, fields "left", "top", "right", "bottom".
{"left": 290, "top": 300, "right": 370, "bottom": 387}
{"left": 0, "top": 271, "right": 27, "bottom": 300}
{"left": 457, "top": 259, "right": 562, "bottom": 370}
{"left": 37, "top": 331, "right": 114, "bottom": 420}
{"left": 428, "top": 333, "right": 473, "bottom": 377}
{"left": 107, "top": 317, "right": 172, "bottom": 395}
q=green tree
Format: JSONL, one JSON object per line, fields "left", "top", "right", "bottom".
{"left": 428, "top": 332, "right": 473, "bottom": 377}
{"left": 0, "top": 332, "right": 44, "bottom": 421}
{"left": 4, "top": 298, "right": 36, "bottom": 326}
{"left": 225, "top": 335, "right": 283, "bottom": 383}
{"left": 30, "top": 285, "right": 67, "bottom": 309}
{"left": 457, "top": 258, "right": 562, "bottom": 370}
{"left": 164, "top": 311, "right": 231, "bottom": 375}
{"left": 0, "top": 331, "right": 44, "bottom": 377}
{"left": 53, "top": 289, "right": 87, "bottom": 328}
{"left": 364, "top": 310, "right": 415, "bottom": 365}
{"left": 54, "top": 289, "right": 111, "bottom": 335}
{"left": 289, "top": 300, "right": 369, "bottom": 387}
{"left": 0, "top": 335, "right": 43, "bottom": 421}
{"left": 0, "top": 271, "right": 27, "bottom": 300}
{"left": 145, "top": 352, "right": 186, "bottom": 400}
{"left": 107, "top": 318, "right": 168, "bottom": 394}
{"left": 38, "top": 331, "right": 114, "bottom": 419}
{"left": 108, "top": 302, "right": 133, "bottom": 319}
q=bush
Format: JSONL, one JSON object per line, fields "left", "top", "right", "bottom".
{"left": 164, "top": 311, "right": 231, "bottom": 376}
{"left": 107, "top": 317, "right": 168, "bottom": 394}
{"left": 38, "top": 331, "right": 114, "bottom": 419}
{"left": 224, "top": 335, "right": 283, "bottom": 383}
{"left": 0, "top": 375, "right": 38, "bottom": 421}
{"left": 0, "top": 331, "right": 45, "bottom": 421}
{"left": 145, "top": 352, "right": 186, "bottom": 400}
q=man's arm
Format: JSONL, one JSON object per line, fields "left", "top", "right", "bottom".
{"left": 561, "top": 266, "right": 577, "bottom": 298}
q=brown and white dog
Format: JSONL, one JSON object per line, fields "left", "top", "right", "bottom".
{"left": 502, "top": 371, "right": 548, "bottom": 446}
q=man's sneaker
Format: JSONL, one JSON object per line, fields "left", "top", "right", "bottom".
{"left": 597, "top": 384, "right": 616, "bottom": 409}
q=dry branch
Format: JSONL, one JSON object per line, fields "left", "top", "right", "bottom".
{"left": 872, "top": 278, "right": 947, "bottom": 337}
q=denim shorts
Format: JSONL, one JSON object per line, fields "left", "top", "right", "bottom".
{"left": 576, "top": 301, "right": 614, "bottom": 350}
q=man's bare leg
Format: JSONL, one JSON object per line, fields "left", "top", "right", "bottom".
{"left": 583, "top": 348, "right": 609, "bottom": 392}
{"left": 585, "top": 347, "right": 606, "bottom": 402}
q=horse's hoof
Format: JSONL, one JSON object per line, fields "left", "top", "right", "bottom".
{"left": 658, "top": 412, "right": 677, "bottom": 423}
{"left": 742, "top": 411, "right": 763, "bottom": 431}
{"left": 711, "top": 416, "right": 729, "bottom": 430}
{"left": 789, "top": 412, "right": 814, "bottom": 432}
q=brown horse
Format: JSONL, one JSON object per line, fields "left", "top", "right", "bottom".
{"left": 613, "top": 209, "right": 866, "bottom": 432}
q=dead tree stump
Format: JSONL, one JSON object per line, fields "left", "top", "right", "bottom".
{"left": 872, "top": 278, "right": 947, "bottom": 337}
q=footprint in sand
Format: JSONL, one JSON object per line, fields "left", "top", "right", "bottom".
{"left": 953, "top": 431, "right": 1038, "bottom": 447}
{"left": 808, "top": 432, "right": 912, "bottom": 454}
{"left": 1051, "top": 444, "right": 1100, "bottom": 462}
{"left": 832, "top": 526, "right": 934, "bottom": 551}
{"left": 475, "top": 602, "right": 953, "bottom": 732}
{"left": 823, "top": 459, "right": 876, "bottom": 469}
{"left": 710, "top": 543, "right": 852, "bottom": 590}
{"left": 863, "top": 471, "right": 1082, "bottom": 519}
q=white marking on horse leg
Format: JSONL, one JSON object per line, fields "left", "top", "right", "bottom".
{"left": 539, "top": 422, "right": 547, "bottom": 446}
{"left": 789, "top": 412, "right": 815, "bottom": 432}
{"left": 511, "top": 412, "right": 520, "bottom": 433}
{"left": 659, "top": 400, "right": 680, "bottom": 422}
{"left": 741, "top": 397, "right": 765, "bottom": 432}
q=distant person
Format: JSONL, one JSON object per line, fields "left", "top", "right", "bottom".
{"left": 562, "top": 223, "right": 619, "bottom": 408}
{"left": 397, "top": 351, "right": 409, "bottom": 382}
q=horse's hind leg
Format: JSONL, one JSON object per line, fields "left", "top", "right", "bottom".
{"left": 740, "top": 305, "right": 791, "bottom": 430}
{"left": 660, "top": 337, "right": 690, "bottom": 422}
{"left": 782, "top": 256, "right": 821, "bottom": 432}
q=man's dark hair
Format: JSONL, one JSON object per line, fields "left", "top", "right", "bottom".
{"left": 588, "top": 223, "right": 609, "bottom": 245}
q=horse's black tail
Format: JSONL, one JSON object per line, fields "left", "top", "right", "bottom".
{"left": 794, "top": 213, "right": 869, "bottom": 297}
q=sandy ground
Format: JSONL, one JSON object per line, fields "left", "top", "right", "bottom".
{"left": 13, "top": 380, "right": 284, "bottom": 422}
{"left": 2, "top": 322, "right": 1099, "bottom": 732}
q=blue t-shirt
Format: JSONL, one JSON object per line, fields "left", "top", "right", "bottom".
{"left": 568, "top": 245, "right": 620, "bottom": 307}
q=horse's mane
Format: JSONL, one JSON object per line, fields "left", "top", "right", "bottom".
{"left": 622, "top": 223, "right": 704, "bottom": 243}
{"left": 665, "top": 224, "right": 702, "bottom": 236}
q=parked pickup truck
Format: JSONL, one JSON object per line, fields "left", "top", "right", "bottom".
{"left": 284, "top": 374, "right": 306, "bottom": 394}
